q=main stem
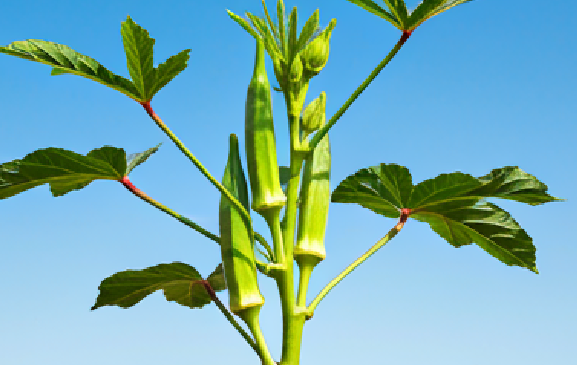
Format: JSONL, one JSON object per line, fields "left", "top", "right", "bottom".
{"left": 308, "top": 30, "right": 412, "bottom": 150}
{"left": 277, "top": 100, "right": 306, "bottom": 365}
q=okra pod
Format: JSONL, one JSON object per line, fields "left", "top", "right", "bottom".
{"left": 245, "top": 39, "right": 286, "bottom": 214}
{"left": 219, "top": 134, "right": 264, "bottom": 315}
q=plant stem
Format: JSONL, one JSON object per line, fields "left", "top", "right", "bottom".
{"left": 119, "top": 176, "right": 220, "bottom": 244}
{"left": 277, "top": 105, "right": 306, "bottom": 365}
{"left": 262, "top": 207, "right": 285, "bottom": 264}
{"left": 306, "top": 213, "right": 409, "bottom": 318}
{"left": 240, "top": 306, "right": 277, "bottom": 365}
{"left": 296, "top": 258, "right": 315, "bottom": 307}
{"left": 140, "top": 102, "right": 252, "bottom": 228}
{"left": 308, "top": 30, "right": 412, "bottom": 151}
{"left": 202, "top": 282, "right": 260, "bottom": 356}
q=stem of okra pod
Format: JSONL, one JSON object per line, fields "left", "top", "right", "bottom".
{"left": 239, "top": 306, "right": 277, "bottom": 365}
{"left": 261, "top": 207, "right": 285, "bottom": 265}
{"left": 306, "top": 210, "right": 410, "bottom": 319}
{"left": 202, "top": 282, "right": 261, "bottom": 357}
{"left": 139, "top": 102, "right": 252, "bottom": 229}
{"left": 308, "top": 30, "right": 413, "bottom": 151}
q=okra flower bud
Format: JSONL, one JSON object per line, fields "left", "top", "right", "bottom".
{"left": 295, "top": 113, "right": 331, "bottom": 267}
{"left": 300, "top": 19, "right": 336, "bottom": 74}
{"left": 289, "top": 53, "right": 303, "bottom": 83}
{"left": 245, "top": 39, "right": 287, "bottom": 213}
{"left": 301, "top": 91, "right": 326, "bottom": 134}
{"left": 219, "top": 134, "right": 265, "bottom": 315}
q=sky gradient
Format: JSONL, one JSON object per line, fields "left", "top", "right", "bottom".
{"left": 1, "top": 0, "right": 575, "bottom": 364}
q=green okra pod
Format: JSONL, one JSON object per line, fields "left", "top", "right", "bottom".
{"left": 295, "top": 94, "right": 331, "bottom": 267}
{"left": 245, "top": 39, "right": 286, "bottom": 214}
{"left": 219, "top": 134, "right": 265, "bottom": 315}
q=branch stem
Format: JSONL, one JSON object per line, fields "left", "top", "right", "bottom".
{"left": 140, "top": 102, "right": 252, "bottom": 228}
{"left": 306, "top": 213, "right": 409, "bottom": 318}
{"left": 119, "top": 176, "right": 220, "bottom": 244}
{"left": 202, "top": 282, "right": 260, "bottom": 356}
{"left": 308, "top": 30, "right": 412, "bottom": 150}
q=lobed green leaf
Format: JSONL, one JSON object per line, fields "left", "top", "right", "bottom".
{"left": 332, "top": 163, "right": 559, "bottom": 272}
{"left": 0, "top": 39, "right": 140, "bottom": 100}
{"left": 0, "top": 146, "right": 126, "bottom": 199}
{"left": 92, "top": 262, "right": 220, "bottom": 310}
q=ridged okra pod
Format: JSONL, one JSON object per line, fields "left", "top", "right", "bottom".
{"left": 245, "top": 39, "right": 286, "bottom": 214}
{"left": 219, "top": 134, "right": 264, "bottom": 317}
{"left": 295, "top": 94, "right": 331, "bottom": 267}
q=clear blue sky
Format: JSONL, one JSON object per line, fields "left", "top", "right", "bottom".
{"left": 1, "top": 0, "right": 575, "bottom": 364}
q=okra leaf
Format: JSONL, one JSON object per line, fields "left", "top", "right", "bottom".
{"left": 207, "top": 263, "right": 227, "bottom": 292}
{"left": 332, "top": 163, "right": 560, "bottom": 272}
{"left": 0, "top": 146, "right": 126, "bottom": 199}
{"left": 344, "top": 0, "right": 400, "bottom": 29}
{"left": 150, "top": 49, "right": 190, "bottom": 98}
{"left": 92, "top": 262, "right": 217, "bottom": 310}
{"left": 412, "top": 202, "right": 538, "bottom": 273}
{"left": 331, "top": 164, "right": 413, "bottom": 218}
{"left": 126, "top": 143, "right": 162, "bottom": 175}
{"left": 406, "top": 0, "right": 474, "bottom": 30}
{"left": 383, "top": 0, "right": 408, "bottom": 29}
{"left": 120, "top": 16, "right": 191, "bottom": 102}
{"left": 467, "top": 166, "right": 561, "bottom": 206}
{"left": 0, "top": 39, "right": 140, "bottom": 100}
{"left": 121, "top": 16, "right": 155, "bottom": 101}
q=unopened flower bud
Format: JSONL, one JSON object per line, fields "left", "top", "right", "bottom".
{"left": 301, "top": 91, "right": 326, "bottom": 133}
{"left": 301, "top": 19, "right": 336, "bottom": 73}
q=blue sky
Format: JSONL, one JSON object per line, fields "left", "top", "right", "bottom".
{"left": 1, "top": 0, "right": 575, "bottom": 364}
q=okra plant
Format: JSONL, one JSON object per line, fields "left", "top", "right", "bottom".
{"left": 0, "top": 1, "right": 562, "bottom": 364}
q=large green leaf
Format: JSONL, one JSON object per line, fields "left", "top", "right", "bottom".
{"left": 332, "top": 164, "right": 560, "bottom": 272}
{"left": 0, "top": 146, "right": 126, "bottom": 199}
{"left": 0, "top": 17, "right": 190, "bottom": 102}
{"left": 120, "top": 16, "right": 191, "bottom": 102}
{"left": 0, "top": 39, "right": 140, "bottom": 100}
{"left": 92, "top": 262, "right": 226, "bottom": 310}
{"left": 0, "top": 143, "right": 163, "bottom": 199}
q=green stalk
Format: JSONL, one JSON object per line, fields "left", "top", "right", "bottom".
{"left": 276, "top": 101, "right": 306, "bottom": 365}
{"left": 306, "top": 215, "right": 408, "bottom": 318}
{"left": 262, "top": 206, "right": 285, "bottom": 264}
{"left": 241, "top": 306, "right": 277, "bottom": 365}
{"left": 296, "top": 257, "right": 315, "bottom": 307}
{"left": 119, "top": 176, "right": 220, "bottom": 244}
{"left": 140, "top": 102, "right": 252, "bottom": 228}
{"left": 308, "top": 31, "right": 412, "bottom": 151}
